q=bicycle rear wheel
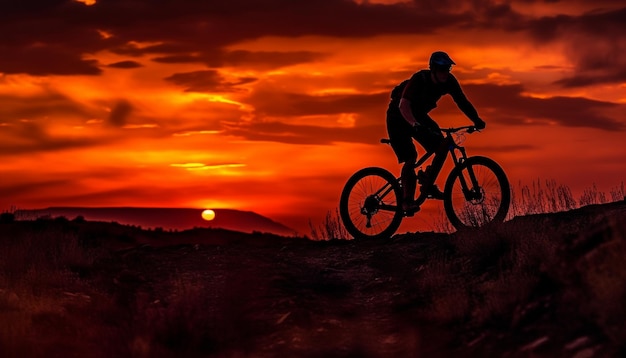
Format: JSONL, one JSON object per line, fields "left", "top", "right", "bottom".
{"left": 443, "top": 156, "right": 510, "bottom": 230}
{"left": 339, "top": 167, "right": 403, "bottom": 240}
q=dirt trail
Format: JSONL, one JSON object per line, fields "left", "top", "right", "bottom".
{"left": 2, "top": 201, "right": 625, "bottom": 357}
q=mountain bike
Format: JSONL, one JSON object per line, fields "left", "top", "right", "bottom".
{"left": 339, "top": 126, "right": 510, "bottom": 240}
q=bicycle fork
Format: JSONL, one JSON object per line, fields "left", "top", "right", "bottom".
{"left": 451, "top": 147, "right": 483, "bottom": 202}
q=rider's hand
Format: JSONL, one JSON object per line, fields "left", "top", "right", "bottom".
{"left": 473, "top": 118, "right": 486, "bottom": 130}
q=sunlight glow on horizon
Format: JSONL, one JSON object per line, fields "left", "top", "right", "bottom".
{"left": 170, "top": 163, "right": 246, "bottom": 171}
{"left": 76, "top": 0, "right": 96, "bottom": 6}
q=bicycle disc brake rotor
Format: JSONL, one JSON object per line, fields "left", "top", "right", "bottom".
{"left": 468, "top": 187, "right": 485, "bottom": 204}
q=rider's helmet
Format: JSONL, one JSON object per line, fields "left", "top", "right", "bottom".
{"left": 429, "top": 51, "right": 455, "bottom": 71}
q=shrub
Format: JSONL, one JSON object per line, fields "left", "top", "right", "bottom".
{"left": 0, "top": 212, "right": 15, "bottom": 223}
{"left": 72, "top": 215, "right": 86, "bottom": 223}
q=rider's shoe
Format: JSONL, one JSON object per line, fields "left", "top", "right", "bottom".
{"left": 421, "top": 185, "right": 445, "bottom": 200}
{"left": 402, "top": 200, "right": 421, "bottom": 216}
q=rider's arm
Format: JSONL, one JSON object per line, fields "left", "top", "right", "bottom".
{"left": 399, "top": 98, "right": 419, "bottom": 127}
{"left": 448, "top": 76, "right": 481, "bottom": 122}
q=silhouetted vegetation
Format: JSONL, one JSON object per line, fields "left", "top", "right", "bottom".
{"left": 1, "top": 182, "right": 625, "bottom": 357}
{"left": 309, "top": 208, "right": 349, "bottom": 240}
{"left": 510, "top": 179, "right": 625, "bottom": 216}
{"left": 0, "top": 212, "right": 14, "bottom": 223}
{"left": 310, "top": 179, "right": 625, "bottom": 238}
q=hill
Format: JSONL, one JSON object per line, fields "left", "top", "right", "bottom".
{"left": 1, "top": 201, "right": 625, "bottom": 357}
{"left": 15, "top": 206, "right": 297, "bottom": 237}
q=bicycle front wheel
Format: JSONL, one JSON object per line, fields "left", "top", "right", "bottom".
{"left": 443, "top": 156, "right": 510, "bottom": 230}
{"left": 339, "top": 167, "right": 403, "bottom": 240}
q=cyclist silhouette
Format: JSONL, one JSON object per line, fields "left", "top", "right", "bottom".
{"left": 386, "top": 51, "right": 486, "bottom": 213}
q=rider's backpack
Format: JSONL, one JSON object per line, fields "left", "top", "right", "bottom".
{"left": 390, "top": 79, "right": 409, "bottom": 101}
{"left": 390, "top": 71, "right": 429, "bottom": 102}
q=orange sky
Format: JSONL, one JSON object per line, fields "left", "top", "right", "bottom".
{"left": 1, "top": 0, "right": 625, "bottom": 234}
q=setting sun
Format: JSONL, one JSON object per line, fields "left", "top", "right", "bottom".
{"left": 201, "top": 209, "right": 216, "bottom": 221}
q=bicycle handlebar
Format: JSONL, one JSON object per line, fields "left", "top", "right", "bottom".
{"left": 380, "top": 125, "right": 479, "bottom": 145}
{"left": 441, "top": 125, "right": 479, "bottom": 134}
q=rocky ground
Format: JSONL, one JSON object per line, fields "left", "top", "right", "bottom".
{"left": 1, "top": 201, "right": 625, "bottom": 357}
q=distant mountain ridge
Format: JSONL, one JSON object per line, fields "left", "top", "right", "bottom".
{"left": 16, "top": 207, "right": 298, "bottom": 236}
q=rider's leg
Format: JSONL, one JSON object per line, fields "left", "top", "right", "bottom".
{"left": 386, "top": 111, "right": 419, "bottom": 210}
{"left": 423, "top": 141, "right": 447, "bottom": 186}
{"left": 401, "top": 155, "right": 417, "bottom": 204}
{"left": 416, "top": 127, "right": 446, "bottom": 199}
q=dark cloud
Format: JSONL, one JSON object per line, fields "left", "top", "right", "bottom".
{"left": 1, "top": 0, "right": 622, "bottom": 78}
{"left": 0, "top": 167, "right": 148, "bottom": 206}
{"left": 554, "top": 68, "right": 626, "bottom": 88}
{"left": 461, "top": 83, "right": 625, "bottom": 131}
{"left": 536, "top": 6, "right": 626, "bottom": 41}
{"left": 51, "top": 186, "right": 168, "bottom": 204}
{"left": 529, "top": 7, "right": 626, "bottom": 87}
{"left": 112, "top": 42, "right": 197, "bottom": 58}
{"left": 0, "top": 1, "right": 114, "bottom": 75}
{"left": 250, "top": 80, "right": 623, "bottom": 131}
{"left": 107, "top": 60, "right": 143, "bottom": 69}
{"left": 248, "top": 90, "right": 388, "bottom": 118}
{"left": 221, "top": 50, "right": 328, "bottom": 69}
{"left": 153, "top": 49, "right": 327, "bottom": 70}
{"left": 453, "top": 1, "right": 528, "bottom": 31}
{"left": 0, "top": 121, "right": 102, "bottom": 156}
{"left": 108, "top": 100, "right": 133, "bottom": 127}
{"left": 224, "top": 121, "right": 384, "bottom": 145}
{"left": 164, "top": 70, "right": 257, "bottom": 92}
{"left": 225, "top": 81, "right": 624, "bottom": 146}
{"left": 151, "top": 54, "right": 203, "bottom": 64}
{"left": 0, "top": 45, "right": 101, "bottom": 76}
{"left": 0, "top": 177, "right": 74, "bottom": 199}
{"left": 0, "top": 92, "right": 92, "bottom": 120}
{"left": 0, "top": 0, "right": 483, "bottom": 76}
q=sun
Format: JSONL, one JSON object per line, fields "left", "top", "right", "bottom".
{"left": 201, "top": 209, "right": 216, "bottom": 221}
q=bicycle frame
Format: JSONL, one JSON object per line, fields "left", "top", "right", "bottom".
{"left": 440, "top": 127, "right": 483, "bottom": 203}
{"left": 410, "top": 128, "right": 475, "bottom": 204}
{"left": 380, "top": 126, "right": 481, "bottom": 211}
{"left": 341, "top": 125, "right": 510, "bottom": 238}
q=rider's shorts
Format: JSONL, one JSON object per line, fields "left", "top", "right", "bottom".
{"left": 386, "top": 108, "right": 443, "bottom": 164}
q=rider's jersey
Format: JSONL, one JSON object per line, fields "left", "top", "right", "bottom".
{"left": 400, "top": 70, "right": 480, "bottom": 123}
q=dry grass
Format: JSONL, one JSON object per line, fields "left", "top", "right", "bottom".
{"left": 511, "top": 179, "right": 624, "bottom": 217}
{"left": 309, "top": 208, "right": 350, "bottom": 240}
{"left": 0, "top": 220, "right": 113, "bottom": 357}
{"left": 327, "top": 179, "right": 624, "bottom": 237}
{"left": 396, "top": 200, "right": 626, "bottom": 355}
{"left": 0, "top": 219, "right": 280, "bottom": 357}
